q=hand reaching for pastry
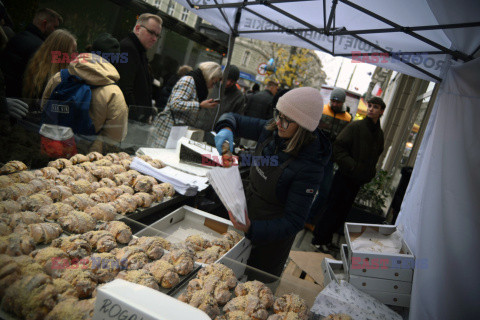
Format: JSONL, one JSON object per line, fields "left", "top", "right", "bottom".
{"left": 228, "top": 210, "right": 250, "bottom": 233}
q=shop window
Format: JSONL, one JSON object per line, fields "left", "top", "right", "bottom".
{"left": 154, "top": 0, "right": 161, "bottom": 8}
{"left": 181, "top": 7, "right": 189, "bottom": 22}
{"left": 241, "top": 50, "right": 251, "bottom": 66}
{"left": 167, "top": 0, "right": 176, "bottom": 15}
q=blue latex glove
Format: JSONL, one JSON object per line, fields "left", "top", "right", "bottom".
{"left": 215, "top": 128, "right": 234, "bottom": 154}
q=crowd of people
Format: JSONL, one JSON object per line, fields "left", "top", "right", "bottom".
{"left": 0, "top": 4, "right": 388, "bottom": 271}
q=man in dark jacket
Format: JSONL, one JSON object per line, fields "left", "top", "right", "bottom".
{"left": 244, "top": 80, "right": 278, "bottom": 119}
{"left": 0, "top": 8, "right": 62, "bottom": 98}
{"left": 196, "top": 65, "right": 246, "bottom": 132}
{"left": 117, "top": 13, "right": 162, "bottom": 123}
{"left": 312, "top": 97, "right": 386, "bottom": 253}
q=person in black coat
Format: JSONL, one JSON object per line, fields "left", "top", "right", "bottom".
{"left": 244, "top": 80, "right": 278, "bottom": 120}
{"left": 214, "top": 87, "right": 331, "bottom": 277}
{"left": 117, "top": 13, "right": 162, "bottom": 123}
{"left": 0, "top": 8, "right": 62, "bottom": 98}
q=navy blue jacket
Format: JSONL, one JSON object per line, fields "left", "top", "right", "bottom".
{"left": 216, "top": 113, "right": 331, "bottom": 244}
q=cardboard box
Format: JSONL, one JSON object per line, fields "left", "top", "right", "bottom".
{"left": 135, "top": 205, "right": 251, "bottom": 267}
{"left": 321, "top": 258, "right": 347, "bottom": 286}
{"left": 362, "top": 289, "right": 411, "bottom": 308}
{"left": 344, "top": 223, "right": 415, "bottom": 282}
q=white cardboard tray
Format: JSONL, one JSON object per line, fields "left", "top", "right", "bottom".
{"left": 135, "top": 205, "right": 251, "bottom": 268}
{"left": 344, "top": 223, "right": 415, "bottom": 282}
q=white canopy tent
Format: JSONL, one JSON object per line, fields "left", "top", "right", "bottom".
{"left": 172, "top": 1, "right": 480, "bottom": 318}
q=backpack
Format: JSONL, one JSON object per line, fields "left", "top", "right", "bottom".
{"left": 42, "top": 69, "right": 97, "bottom": 135}
{"left": 40, "top": 69, "right": 112, "bottom": 158}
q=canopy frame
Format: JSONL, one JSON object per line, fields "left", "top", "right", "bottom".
{"left": 184, "top": 0, "right": 480, "bottom": 82}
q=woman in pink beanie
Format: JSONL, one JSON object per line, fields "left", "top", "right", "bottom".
{"left": 214, "top": 87, "right": 332, "bottom": 277}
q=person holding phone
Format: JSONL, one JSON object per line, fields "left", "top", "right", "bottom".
{"left": 148, "top": 61, "right": 222, "bottom": 147}
{"left": 214, "top": 87, "right": 331, "bottom": 276}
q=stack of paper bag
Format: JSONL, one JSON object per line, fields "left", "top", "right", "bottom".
{"left": 206, "top": 166, "right": 247, "bottom": 225}
{"left": 130, "top": 157, "right": 209, "bottom": 196}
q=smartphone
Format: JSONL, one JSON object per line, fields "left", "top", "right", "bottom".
{"left": 213, "top": 98, "right": 221, "bottom": 102}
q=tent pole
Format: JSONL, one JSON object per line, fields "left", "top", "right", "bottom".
{"left": 211, "top": 4, "right": 242, "bottom": 131}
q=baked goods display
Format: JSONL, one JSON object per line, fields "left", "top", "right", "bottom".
{"left": 272, "top": 294, "right": 308, "bottom": 320}
{"left": 0, "top": 152, "right": 181, "bottom": 319}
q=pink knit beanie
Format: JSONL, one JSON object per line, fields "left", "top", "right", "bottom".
{"left": 276, "top": 87, "right": 324, "bottom": 132}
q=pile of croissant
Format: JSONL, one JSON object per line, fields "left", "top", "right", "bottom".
{"left": 0, "top": 152, "right": 181, "bottom": 319}
{"left": 178, "top": 264, "right": 309, "bottom": 320}
{"left": 185, "top": 230, "right": 243, "bottom": 264}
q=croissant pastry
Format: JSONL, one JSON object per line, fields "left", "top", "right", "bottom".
{"left": 216, "top": 311, "right": 252, "bottom": 320}
{"left": 113, "top": 245, "right": 149, "bottom": 270}
{"left": 51, "top": 234, "right": 92, "bottom": 260}
{"left": 105, "top": 153, "right": 121, "bottom": 163}
{"left": 0, "top": 221, "right": 11, "bottom": 236}
{"left": 42, "top": 185, "right": 73, "bottom": 202}
{"left": 116, "top": 269, "right": 159, "bottom": 290}
{"left": 211, "top": 238, "right": 233, "bottom": 253}
{"left": 196, "top": 246, "right": 222, "bottom": 264}
{"left": 87, "top": 252, "right": 120, "bottom": 283}
{"left": 113, "top": 172, "right": 136, "bottom": 186}
{"left": 29, "top": 179, "right": 55, "bottom": 194}
{"left": 60, "top": 268, "right": 97, "bottom": 298}
{"left": 272, "top": 294, "right": 308, "bottom": 320}
{"left": 129, "top": 236, "right": 169, "bottom": 260}
{"left": 36, "top": 166, "right": 60, "bottom": 179}
{"left": 84, "top": 230, "right": 117, "bottom": 253}
{"left": 150, "top": 184, "right": 165, "bottom": 202}
{"left": 224, "top": 295, "right": 269, "bottom": 320}
{"left": 30, "top": 247, "right": 70, "bottom": 278}
{"left": 234, "top": 281, "right": 274, "bottom": 309}
{"left": 0, "top": 234, "right": 36, "bottom": 256}
{"left": 54, "top": 174, "right": 75, "bottom": 186}
{"left": 0, "top": 175, "right": 14, "bottom": 188}
{"left": 0, "top": 254, "right": 21, "bottom": 298}
{"left": 29, "top": 222, "right": 63, "bottom": 244}
{"left": 115, "top": 193, "right": 138, "bottom": 212}
{"left": 1, "top": 273, "right": 58, "bottom": 320}
{"left": 20, "top": 193, "right": 53, "bottom": 211}
{"left": 223, "top": 230, "right": 243, "bottom": 245}
{"left": 157, "top": 182, "right": 175, "bottom": 197}
{"left": 198, "top": 264, "right": 237, "bottom": 289}
{"left": 68, "top": 179, "right": 94, "bottom": 194}
{"left": 69, "top": 153, "right": 89, "bottom": 164}
{"left": 0, "top": 183, "right": 35, "bottom": 200}
{"left": 98, "top": 221, "right": 132, "bottom": 244}
{"left": 85, "top": 203, "right": 116, "bottom": 221}
{"left": 91, "top": 166, "right": 115, "bottom": 180}
{"left": 62, "top": 193, "right": 96, "bottom": 211}
{"left": 9, "top": 170, "right": 36, "bottom": 183}
{"left": 110, "top": 164, "right": 126, "bottom": 174}
{"left": 99, "top": 177, "right": 117, "bottom": 188}
{"left": 12, "top": 255, "right": 44, "bottom": 276}
{"left": 119, "top": 159, "right": 131, "bottom": 170}
{"left": 45, "top": 297, "right": 95, "bottom": 320}
{"left": 143, "top": 260, "right": 179, "bottom": 288}
{"left": 91, "top": 187, "right": 117, "bottom": 202}
{"left": 38, "top": 202, "right": 74, "bottom": 220}
{"left": 115, "top": 184, "right": 134, "bottom": 195}
{"left": 58, "top": 210, "right": 96, "bottom": 234}
{"left": 5, "top": 211, "right": 42, "bottom": 228}
{"left": 48, "top": 158, "right": 73, "bottom": 170}
{"left": 132, "top": 175, "right": 157, "bottom": 193}
{"left": 60, "top": 166, "right": 86, "bottom": 179}
{"left": 0, "top": 199, "right": 22, "bottom": 214}
{"left": 87, "top": 151, "right": 103, "bottom": 161}
{"left": 148, "top": 159, "right": 166, "bottom": 169}
{"left": 161, "top": 248, "right": 194, "bottom": 276}
{"left": 186, "top": 234, "right": 211, "bottom": 252}
{"left": 52, "top": 278, "right": 79, "bottom": 301}
{"left": 132, "top": 192, "right": 154, "bottom": 208}
{"left": 0, "top": 160, "right": 27, "bottom": 174}
{"left": 184, "top": 290, "right": 221, "bottom": 319}
{"left": 182, "top": 275, "right": 231, "bottom": 305}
